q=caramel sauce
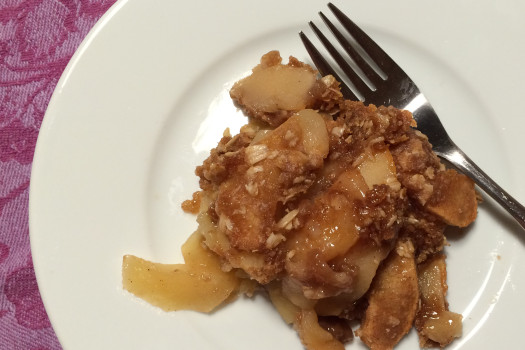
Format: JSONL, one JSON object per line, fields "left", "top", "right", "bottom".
{"left": 181, "top": 191, "right": 202, "bottom": 214}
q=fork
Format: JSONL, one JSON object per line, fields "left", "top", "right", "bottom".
{"left": 300, "top": 3, "right": 525, "bottom": 231}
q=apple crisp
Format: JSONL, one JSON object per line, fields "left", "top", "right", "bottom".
{"left": 122, "top": 51, "right": 478, "bottom": 350}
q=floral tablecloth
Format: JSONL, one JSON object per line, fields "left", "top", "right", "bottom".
{"left": 0, "top": 1, "right": 117, "bottom": 348}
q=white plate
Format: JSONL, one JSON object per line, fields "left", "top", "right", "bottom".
{"left": 29, "top": 0, "right": 525, "bottom": 349}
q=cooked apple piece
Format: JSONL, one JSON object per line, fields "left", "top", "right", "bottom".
{"left": 294, "top": 309, "right": 345, "bottom": 350}
{"left": 230, "top": 51, "right": 315, "bottom": 114}
{"left": 415, "top": 254, "right": 462, "bottom": 347}
{"left": 314, "top": 292, "right": 361, "bottom": 318}
{"left": 230, "top": 51, "right": 323, "bottom": 127}
{"left": 288, "top": 168, "right": 366, "bottom": 260}
{"left": 425, "top": 169, "right": 477, "bottom": 227}
{"left": 357, "top": 148, "right": 400, "bottom": 190}
{"left": 318, "top": 316, "right": 354, "bottom": 344}
{"left": 335, "top": 240, "right": 393, "bottom": 304}
{"left": 296, "top": 109, "right": 330, "bottom": 158}
{"left": 305, "top": 241, "right": 392, "bottom": 320}
{"left": 356, "top": 239, "right": 419, "bottom": 350}
{"left": 285, "top": 167, "right": 368, "bottom": 298}
{"left": 420, "top": 311, "right": 462, "bottom": 346}
{"left": 267, "top": 281, "right": 301, "bottom": 324}
{"left": 122, "top": 231, "right": 240, "bottom": 313}
{"left": 231, "top": 62, "right": 315, "bottom": 112}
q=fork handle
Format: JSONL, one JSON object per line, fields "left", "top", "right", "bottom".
{"left": 441, "top": 144, "right": 525, "bottom": 231}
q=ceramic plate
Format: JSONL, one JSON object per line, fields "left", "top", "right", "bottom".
{"left": 30, "top": 0, "right": 525, "bottom": 349}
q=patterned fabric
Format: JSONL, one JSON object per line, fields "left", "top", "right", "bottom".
{"left": 0, "top": 1, "right": 116, "bottom": 348}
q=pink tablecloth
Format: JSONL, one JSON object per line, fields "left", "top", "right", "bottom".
{"left": 0, "top": 1, "right": 117, "bottom": 348}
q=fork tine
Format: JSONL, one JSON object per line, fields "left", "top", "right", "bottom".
{"left": 308, "top": 21, "right": 371, "bottom": 96}
{"left": 318, "top": 11, "right": 382, "bottom": 87}
{"left": 327, "top": 2, "right": 401, "bottom": 75}
{"left": 299, "top": 31, "right": 358, "bottom": 101}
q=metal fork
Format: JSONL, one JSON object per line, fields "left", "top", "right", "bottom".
{"left": 300, "top": 2, "right": 525, "bottom": 231}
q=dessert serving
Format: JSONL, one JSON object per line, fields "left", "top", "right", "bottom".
{"left": 122, "top": 51, "right": 478, "bottom": 350}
